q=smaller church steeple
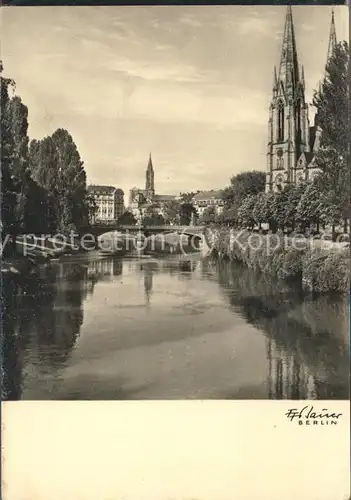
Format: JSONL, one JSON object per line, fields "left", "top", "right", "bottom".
{"left": 327, "top": 8, "right": 337, "bottom": 65}
{"left": 145, "top": 152, "right": 155, "bottom": 200}
{"left": 147, "top": 152, "right": 153, "bottom": 170}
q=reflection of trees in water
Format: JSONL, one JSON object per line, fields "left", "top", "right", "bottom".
{"left": 217, "top": 260, "right": 349, "bottom": 400}
{"left": 1, "top": 261, "right": 97, "bottom": 400}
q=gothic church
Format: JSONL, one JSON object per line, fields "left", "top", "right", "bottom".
{"left": 265, "top": 6, "right": 337, "bottom": 192}
{"left": 129, "top": 154, "right": 177, "bottom": 219}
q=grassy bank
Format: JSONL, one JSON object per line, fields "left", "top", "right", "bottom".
{"left": 204, "top": 228, "right": 350, "bottom": 294}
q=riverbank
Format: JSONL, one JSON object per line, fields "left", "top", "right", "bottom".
{"left": 1, "top": 235, "right": 84, "bottom": 277}
{"left": 204, "top": 227, "right": 350, "bottom": 294}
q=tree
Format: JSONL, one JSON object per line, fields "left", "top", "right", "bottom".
{"left": 162, "top": 200, "right": 181, "bottom": 224}
{"left": 222, "top": 170, "right": 266, "bottom": 210}
{"left": 296, "top": 181, "right": 324, "bottom": 233}
{"left": 217, "top": 206, "right": 238, "bottom": 227}
{"left": 271, "top": 183, "right": 305, "bottom": 232}
{"left": 5, "top": 96, "right": 29, "bottom": 181}
{"left": 252, "top": 191, "right": 277, "bottom": 232}
{"left": 118, "top": 211, "right": 136, "bottom": 227}
{"left": 0, "top": 66, "right": 32, "bottom": 253}
{"left": 200, "top": 206, "right": 216, "bottom": 224}
{"left": 20, "top": 171, "right": 51, "bottom": 234}
{"left": 29, "top": 129, "right": 91, "bottom": 234}
{"left": 1, "top": 66, "right": 18, "bottom": 250}
{"left": 312, "top": 41, "right": 350, "bottom": 238}
{"left": 142, "top": 213, "right": 165, "bottom": 227}
{"left": 237, "top": 194, "right": 257, "bottom": 230}
{"left": 179, "top": 191, "right": 199, "bottom": 203}
{"left": 179, "top": 202, "right": 197, "bottom": 225}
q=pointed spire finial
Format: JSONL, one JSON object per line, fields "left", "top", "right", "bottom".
{"left": 279, "top": 5, "right": 299, "bottom": 91}
{"left": 147, "top": 152, "right": 153, "bottom": 169}
{"left": 327, "top": 8, "right": 337, "bottom": 64}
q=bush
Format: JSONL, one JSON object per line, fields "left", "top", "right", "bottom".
{"left": 316, "top": 250, "right": 350, "bottom": 292}
{"left": 301, "top": 249, "right": 328, "bottom": 291}
{"left": 205, "top": 228, "right": 349, "bottom": 293}
{"left": 278, "top": 248, "right": 307, "bottom": 280}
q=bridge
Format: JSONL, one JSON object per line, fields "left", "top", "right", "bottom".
{"left": 11, "top": 226, "right": 204, "bottom": 258}
{"left": 89, "top": 224, "right": 204, "bottom": 239}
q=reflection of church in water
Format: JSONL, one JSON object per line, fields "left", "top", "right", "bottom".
{"left": 266, "top": 7, "right": 338, "bottom": 192}
{"left": 267, "top": 338, "right": 317, "bottom": 399}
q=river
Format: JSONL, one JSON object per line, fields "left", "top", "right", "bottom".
{"left": 1, "top": 252, "right": 349, "bottom": 400}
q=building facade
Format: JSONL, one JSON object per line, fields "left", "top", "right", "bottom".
{"left": 88, "top": 185, "right": 124, "bottom": 223}
{"left": 192, "top": 190, "right": 224, "bottom": 216}
{"left": 128, "top": 154, "right": 178, "bottom": 221}
{"left": 266, "top": 7, "right": 337, "bottom": 193}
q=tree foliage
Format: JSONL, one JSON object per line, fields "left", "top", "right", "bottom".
{"left": 179, "top": 191, "right": 199, "bottom": 203}
{"left": 296, "top": 181, "right": 324, "bottom": 231}
{"left": 161, "top": 200, "right": 181, "bottom": 224}
{"left": 222, "top": 170, "right": 266, "bottom": 209}
{"left": 142, "top": 213, "right": 165, "bottom": 227}
{"left": 179, "top": 202, "right": 197, "bottom": 226}
{"left": 252, "top": 192, "right": 276, "bottom": 229}
{"left": 1, "top": 67, "right": 18, "bottom": 240}
{"left": 1, "top": 65, "right": 91, "bottom": 252}
{"left": 29, "top": 129, "right": 90, "bottom": 234}
{"left": 237, "top": 194, "right": 257, "bottom": 229}
{"left": 200, "top": 205, "right": 216, "bottom": 224}
{"left": 312, "top": 41, "right": 350, "bottom": 230}
{"left": 118, "top": 211, "right": 137, "bottom": 226}
{"left": 271, "top": 183, "right": 306, "bottom": 231}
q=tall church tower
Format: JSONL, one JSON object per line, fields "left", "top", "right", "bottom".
{"left": 145, "top": 153, "right": 155, "bottom": 201}
{"left": 312, "top": 9, "right": 337, "bottom": 154}
{"left": 327, "top": 9, "right": 337, "bottom": 64}
{"left": 266, "top": 6, "right": 310, "bottom": 192}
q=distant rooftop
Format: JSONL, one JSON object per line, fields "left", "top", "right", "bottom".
{"left": 193, "top": 190, "right": 223, "bottom": 201}
{"left": 88, "top": 185, "right": 124, "bottom": 195}
{"left": 154, "top": 194, "right": 177, "bottom": 202}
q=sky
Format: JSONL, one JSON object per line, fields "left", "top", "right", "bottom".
{"left": 1, "top": 5, "right": 348, "bottom": 198}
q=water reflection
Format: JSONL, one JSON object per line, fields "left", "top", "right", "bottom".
{"left": 139, "top": 258, "right": 198, "bottom": 305}
{"left": 216, "top": 260, "right": 349, "bottom": 400}
{"left": 1, "top": 261, "right": 93, "bottom": 400}
{"left": 1, "top": 254, "right": 349, "bottom": 400}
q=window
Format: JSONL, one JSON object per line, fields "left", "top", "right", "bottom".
{"left": 277, "top": 102, "right": 284, "bottom": 142}
{"left": 276, "top": 149, "right": 284, "bottom": 170}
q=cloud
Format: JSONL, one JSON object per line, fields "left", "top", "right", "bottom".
{"left": 107, "top": 57, "right": 203, "bottom": 83}
{"left": 178, "top": 14, "right": 203, "bottom": 28}
{"left": 237, "top": 16, "right": 279, "bottom": 38}
{"left": 1, "top": 4, "right": 347, "bottom": 195}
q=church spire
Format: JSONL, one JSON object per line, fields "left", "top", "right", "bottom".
{"left": 147, "top": 152, "right": 153, "bottom": 171}
{"left": 327, "top": 8, "right": 337, "bottom": 65}
{"left": 145, "top": 152, "right": 155, "bottom": 197}
{"left": 278, "top": 5, "right": 299, "bottom": 93}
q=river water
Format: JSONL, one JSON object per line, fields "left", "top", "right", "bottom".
{"left": 1, "top": 252, "right": 349, "bottom": 400}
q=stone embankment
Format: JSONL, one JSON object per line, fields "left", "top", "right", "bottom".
{"left": 204, "top": 227, "right": 350, "bottom": 294}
